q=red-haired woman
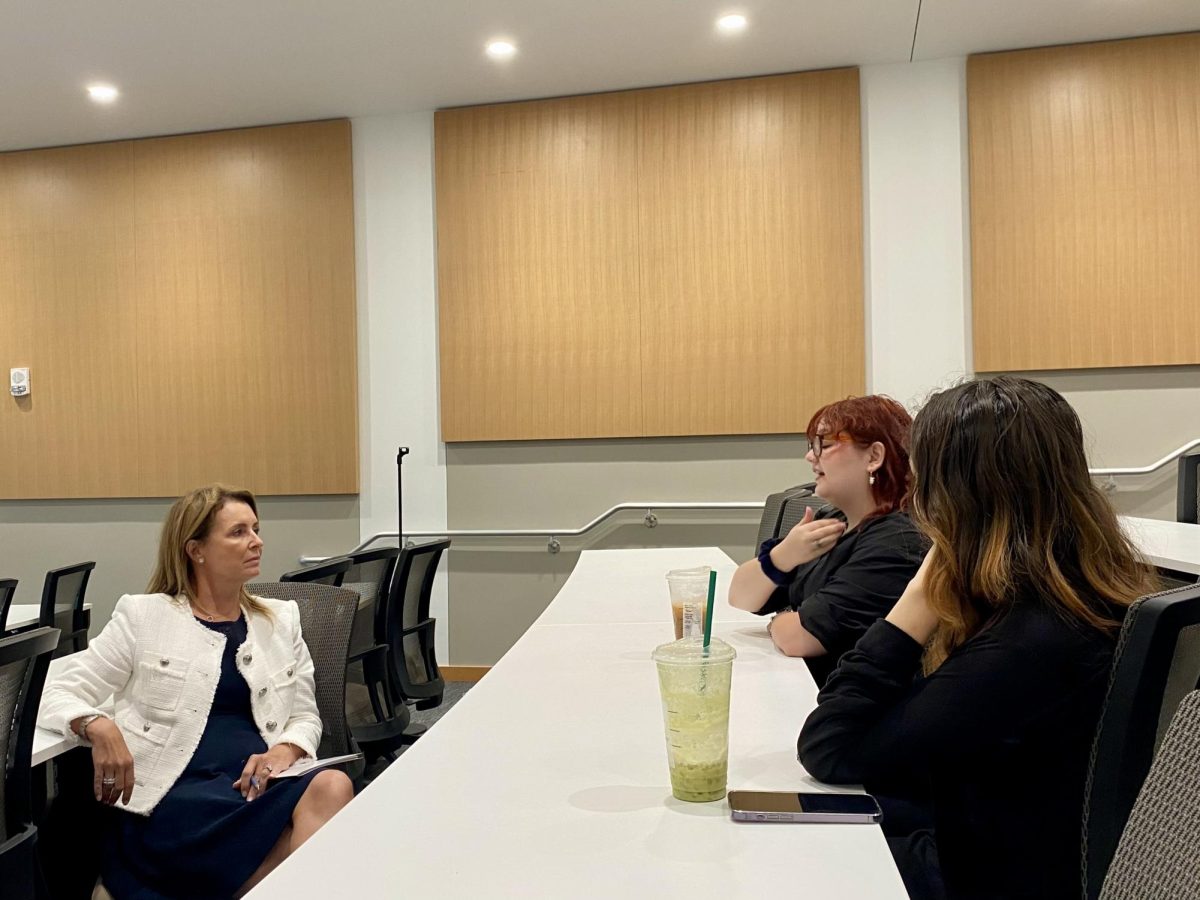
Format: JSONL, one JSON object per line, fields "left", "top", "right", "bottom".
{"left": 729, "top": 395, "right": 928, "bottom": 686}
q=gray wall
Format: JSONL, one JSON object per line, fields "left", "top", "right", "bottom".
{"left": 1, "top": 496, "right": 360, "bottom": 632}
{"left": 444, "top": 372, "right": 1200, "bottom": 665}
{"left": 1034, "top": 367, "right": 1200, "bottom": 520}
{"left": 446, "top": 435, "right": 807, "bottom": 664}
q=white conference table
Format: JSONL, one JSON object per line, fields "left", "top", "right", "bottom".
{"left": 1121, "top": 516, "right": 1200, "bottom": 576}
{"left": 250, "top": 547, "right": 908, "bottom": 899}
{"left": 32, "top": 656, "right": 77, "bottom": 766}
{"left": 7, "top": 603, "right": 92, "bottom": 631}
{"left": 535, "top": 546, "right": 756, "bottom": 627}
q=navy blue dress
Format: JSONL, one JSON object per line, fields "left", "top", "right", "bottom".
{"left": 104, "top": 616, "right": 319, "bottom": 899}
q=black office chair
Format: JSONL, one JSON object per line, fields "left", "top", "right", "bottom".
{"left": 279, "top": 556, "right": 353, "bottom": 587}
{"left": 755, "top": 484, "right": 816, "bottom": 549}
{"left": 0, "top": 579, "right": 17, "bottom": 634}
{"left": 777, "top": 494, "right": 846, "bottom": 537}
{"left": 39, "top": 562, "right": 95, "bottom": 658}
{"left": 386, "top": 540, "right": 450, "bottom": 711}
{"left": 1081, "top": 582, "right": 1200, "bottom": 900}
{"left": 341, "top": 547, "right": 401, "bottom": 683}
{"left": 1098, "top": 689, "right": 1200, "bottom": 899}
{"left": 1178, "top": 453, "right": 1199, "bottom": 524}
{"left": 336, "top": 549, "right": 421, "bottom": 764}
{"left": 247, "top": 582, "right": 362, "bottom": 783}
{"left": 0, "top": 626, "right": 61, "bottom": 900}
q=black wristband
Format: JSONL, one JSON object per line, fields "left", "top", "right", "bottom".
{"left": 757, "top": 537, "right": 798, "bottom": 586}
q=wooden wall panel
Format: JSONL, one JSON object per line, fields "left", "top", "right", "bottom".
{"left": 0, "top": 120, "right": 357, "bottom": 499}
{"left": 0, "top": 143, "right": 143, "bottom": 498}
{"left": 969, "top": 33, "right": 1200, "bottom": 371}
{"left": 638, "top": 71, "right": 864, "bottom": 435}
{"left": 435, "top": 70, "right": 865, "bottom": 442}
{"left": 435, "top": 96, "right": 644, "bottom": 441}
{"left": 130, "top": 122, "right": 358, "bottom": 495}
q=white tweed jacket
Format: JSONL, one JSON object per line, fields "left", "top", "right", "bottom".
{"left": 38, "top": 592, "right": 322, "bottom": 815}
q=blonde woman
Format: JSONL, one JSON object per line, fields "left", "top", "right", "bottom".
{"left": 40, "top": 485, "right": 353, "bottom": 899}
{"left": 799, "top": 378, "right": 1152, "bottom": 900}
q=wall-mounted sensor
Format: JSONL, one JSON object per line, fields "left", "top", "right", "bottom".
{"left": 10, "top": 368, "right": 30, "bottom": 397}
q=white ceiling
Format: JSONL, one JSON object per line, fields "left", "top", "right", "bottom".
{"left": 2, "top": 0, "right": 1198, "bottom": 152}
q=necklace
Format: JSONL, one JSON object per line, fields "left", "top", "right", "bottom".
{"left": 190, "top": 598, "right": 234, "bottom": 622}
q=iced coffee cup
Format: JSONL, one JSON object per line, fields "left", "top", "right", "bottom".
{"left": 652, "top": 637, "right": 736, "bottom": 802}
{"left": 666, "top": 567, "right": 713, "bottom": 640}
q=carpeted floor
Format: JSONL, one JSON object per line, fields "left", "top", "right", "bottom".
{"left": 407, "top": 679, "right": 473, "bottom": 732}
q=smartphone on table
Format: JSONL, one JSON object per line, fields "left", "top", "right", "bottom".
{"left": 727, "top": 790, "right": 883, "bottom": 824}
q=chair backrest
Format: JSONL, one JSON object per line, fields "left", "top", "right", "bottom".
{"left": 1082, "top": 583, "right": 1200, "bottom": 900}
{"left": 341, "top": 547, "right": 401, "bottom": 659}
{"left": 756, "top": 484, "right": 817, "bottom": 548}
{"left": 385, "top": 540, "right": 449, "bottom": 702}
{"left": 39, "top": 562, "right": 95, "bottom": 656}
{"left": 0, "top": 627, "right": 60, "bottom": 841}
{"left": 246, "top": 582, "right": 358, "bottom": 766}
{"left": 0, "top": 579, "right": 17, "bottom": 634}
{"left": 279, "top": 556, "right": 353, "bottom": 587}
{"left": 1179, "top": 453, "right": 1200, "bottom": 524}
{"left": 777, "top": 495, "right": 845, "bottom": 538}
{"left": 1099, "top": 689, "right": 1200, "bottom": 899}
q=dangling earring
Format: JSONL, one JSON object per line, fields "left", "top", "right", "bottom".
{"left": 868, "top": 472, "right": 876, "bottom": 486}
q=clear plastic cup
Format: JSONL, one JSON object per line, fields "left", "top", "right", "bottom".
{"left": 666, "top": 567, "right": 713, "bottom": 640}
{"left": 652, "top": 637, "right": 736, "bottom": 802}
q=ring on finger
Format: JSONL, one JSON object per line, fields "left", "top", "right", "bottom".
{"left": 102, "top": 777, "right": 117, "bottom": 786}
{"left": 250, "top": 775, "right": 261, "bottom": 789}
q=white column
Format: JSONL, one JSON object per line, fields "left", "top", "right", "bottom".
{"left": 352, "top": 112, "right": 450, "bottom": 661}
{"left": 861, "top": 58, "right": 972, "bottom": 408}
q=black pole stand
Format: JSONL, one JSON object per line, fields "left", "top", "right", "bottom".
{"left": 397, "top": 446, "right": 410, "bottom": 548}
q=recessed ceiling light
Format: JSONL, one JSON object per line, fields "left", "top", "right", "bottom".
{"left": 716, "top": 13, "right": 748, "bottom": 33}
{"left": 486, "top": 40, "right": 517, "bottom": 60}
{"left": 86, "top": 83, "right": 119, "bottom": 104}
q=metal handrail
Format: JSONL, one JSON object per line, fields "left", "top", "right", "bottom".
{"left": 299, "top": 439, "right": 1199, "bottom": 562}
{"left": 1088, "top": 438, "right": 1200, "bottom": 476}
{"left": 300, "top": 501, "right": 764, "bottom": 561}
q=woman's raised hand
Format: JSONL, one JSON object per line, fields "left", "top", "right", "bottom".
{"left": 774, "top": 507, "right": 846, "bottom": 571}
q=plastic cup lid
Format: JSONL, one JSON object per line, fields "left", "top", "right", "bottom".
{"left": 666, "top": 566, "right": 712, "bottom": 582}
{"left": 652, "top": 636, "right": 736, "bottom": 665}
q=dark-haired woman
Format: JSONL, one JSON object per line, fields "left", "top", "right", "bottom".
{"left": 799, "top": 377, "right": 1153, "bottom": 900}
{"left": 729, "top": 395, "right": 928, "bottom": 686}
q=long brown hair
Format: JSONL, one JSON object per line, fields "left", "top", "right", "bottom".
{"left": 909, "top": 377, "right": 1151, "bottom": 672}
{"left": 805, "top": 395, "right": 914, "bottom": 521}
{"left": 147, "top": 484, "right": 272, "bottom": 619}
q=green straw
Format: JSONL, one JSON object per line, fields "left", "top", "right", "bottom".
{"left": 702, "top": 568, "right": 717, "bottom": 650}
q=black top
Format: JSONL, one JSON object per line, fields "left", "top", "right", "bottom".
{"left": 756, "top": 511, "right": 927, "bottom": 685}
{"left": 799, "top": 601, "right": 1118, "bottom": 900}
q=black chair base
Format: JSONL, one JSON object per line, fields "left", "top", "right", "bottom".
{"left": 415, "top": 694, "right": 443, "bottom": 711}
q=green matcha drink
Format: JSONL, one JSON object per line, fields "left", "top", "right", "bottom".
{"left": 653, "top": 637, "right": 736, "bottom": 802}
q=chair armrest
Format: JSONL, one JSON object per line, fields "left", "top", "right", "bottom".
{"left": 399, "top": 619, "right": 441, "bottom": 680}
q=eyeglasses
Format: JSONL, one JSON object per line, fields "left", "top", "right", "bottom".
{"left": 811, "top": 432, "right": 855, "bottom": 460}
